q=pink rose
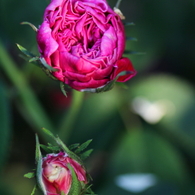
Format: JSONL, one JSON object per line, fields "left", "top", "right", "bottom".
{"left": 37, "top": 0, "right": 136, "bottom": 91}
{"left": 42, "top": 152, "right": 87, "bottom": 195}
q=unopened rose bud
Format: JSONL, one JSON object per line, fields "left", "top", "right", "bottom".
{"left": 24, "top": 130, "right": 94, "bottom": 195}
{"left": 41, "top": 152, "right": 87, "bottom": 195}
{"left": 37, "top": 0, "right": 136, "bottom": 92}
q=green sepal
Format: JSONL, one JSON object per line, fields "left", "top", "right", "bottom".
{"left": 68, "top": 143, "right": 80, "bottom": 150}
{"left": 123, "top": 22, "right": 135, "bottom": 26}
{"left": 80, "top": 79, "right": 115, "bottom": 93}
{"left": 21, "top": 21, "right": 38, "bottom": 32}
{"left": 24, "top": 172, "right": 35, "bottom": 179}
{"left": 30, "top": 185, "right": 37, "bottom": 195}
{"left": 42, "top": 128, "right": 83, "bottom": 164}
{"left": 79, "top": 149, "right": 93, "bottom": 160}
{"left": 29, "top": 56, "right": 40, "bottom": 64}
{"left": 124, "top": 50, "right": 146, "bottom": 55}
{"left": 81, "top": 70, "right": 133, "bottom": 93}
{"left": 116, "top": 82, "right": 129, "bottom": 89}
{"left": 41, "top": 66, "right": 59, "bottom": 80}
{"left": 19, "top": 54, "right": 31, "bottom": 61}
{"left": 74, "top": 140, "right": 92, "bottom": 154}
{"left": 60, "top": 82, "right": 68, "bottom": 97}
{"left": 17, "top": 44, "right": 59, "bottom": 81}
{"left": 40, "top": 58, "right": 58, "bottom": 72}
{"left": 16, "top": 44, "right": 36, "bottom": 58}
{"left": 56, "top": 136, "right": 83, "bottom": 164}
{"left": 39, "top": 144, "right": 52, "bottom": 153}
{"left": 67, "top": 164, "right": 82, "bottom": 195}
{"left": 35, "top": 134, "right": 47, "bottom": 195}
{"left": 126, "top": 37, "right": 137, "bottom": 41}
{"left": 47, "top": 145, "right": 61, "bottom": 152}
{"left": 95, "top": 79, "right": 115, "bottom": 93}
{"left": 80, "top": 184, "right": 96, "bottom": 195}
{"left": 117, "top": 70, "right": 134, "bottom": 77}
{"left": 41, "top": 128, "right": 56, "bottom": 139}
{"left": 40, "top": 144, "right": 61, "bottom": 153}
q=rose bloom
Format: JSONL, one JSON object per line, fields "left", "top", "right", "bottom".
{"left": 42, "top": 152, "right": 87, "bottom": 195}
{"left": 37, "top": 0, "right": 136, "bottom": 91}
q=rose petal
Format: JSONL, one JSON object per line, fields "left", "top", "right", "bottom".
{"left": 113, "top": 57, "right": 136, "bottom": 82}
{"left": 100, "top": 26, "right": 117, "bottom": 56}
{"left": 37, "top": 0, "right": 136, "bottom": 91}
{"left": 66, "top": 157, "right": 87, "bottom": 183}
{"left": 60, "top": 52, "right": 98, "bottom": 73}
{"left": 37, "top": 21, "right": 59, "bottom": 59}
{"left": 69, "top": 78, "right": 109, "bottom": 91}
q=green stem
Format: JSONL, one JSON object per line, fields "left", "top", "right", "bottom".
{"left": 0, "top": 40, "right": 54, "bottom": 142}
{"left": 58, "top": 90, "right": 84, "bottom": 142}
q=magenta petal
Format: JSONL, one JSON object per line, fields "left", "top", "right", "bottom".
{"left": 66, "top": 157, "right": 87, "bottom": 182}
{"left": 113, "top": 57, "right": 136, "bottom": 82}
{"left": 70, "top": 78, "right": 109, "bottom": 91}
{"left": 93, "top": 65, "right": 113, "bottom": 80}
{"left": 60, "top": 52, "right": 97, "bottom": 73}
{"left": 64, "top": 71, "right": 91, "bottom": 82}
{"left": 37, "top": 21, "right": 58, "bottom": 59}
{"left": 100, "top": 26, "right": 117, "bottom": 56}
{"left": 36, "top": 0, "right": 136, "bottom": 91}
{"left": 44, "top": 0, "right": 63, "bottom": 16}
{"left": 42, "top": 176, "right": 57, "bottom": 194}
{"left": 41, "top": 152, "right": 87, "bottom": 195}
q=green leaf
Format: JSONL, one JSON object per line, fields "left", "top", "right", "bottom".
{"left": 24, "top": 172, "right": 35, "bottom": 179}
{"left": 75, "top": 140, "right": 92, "bottom": 153}
{"left": 21, "top": 21, "right": 37, "bottom": 31}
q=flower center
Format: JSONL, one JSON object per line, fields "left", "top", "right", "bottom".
{"left": 44, "top": 163, "right": 64, "bottom": 182}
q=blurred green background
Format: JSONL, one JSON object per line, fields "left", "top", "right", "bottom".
{"left": 1, "top": 0, "right": 195, "bottom": 194}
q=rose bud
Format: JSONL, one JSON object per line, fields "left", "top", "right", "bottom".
{"left": 37, "top": 0, "right": 136, "bottom": 92}
{"left": 41, "top": 152, "right": 87, "bottom": 195}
